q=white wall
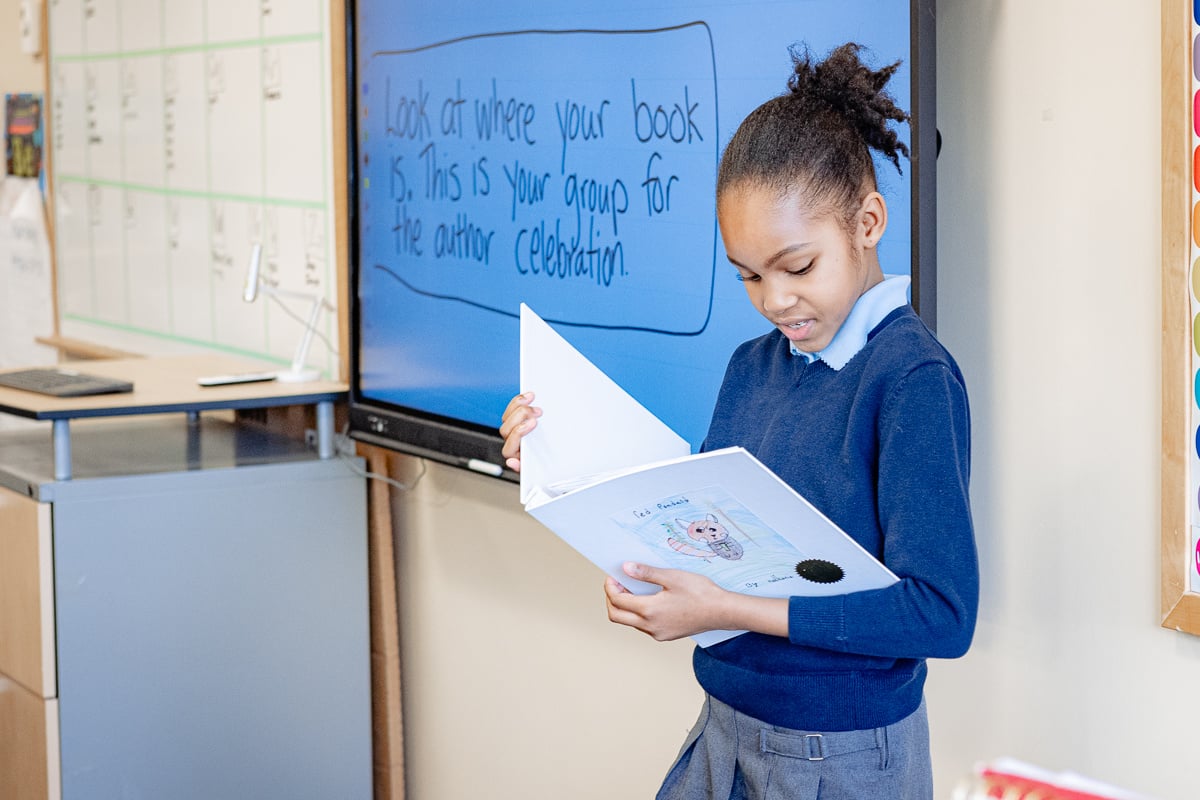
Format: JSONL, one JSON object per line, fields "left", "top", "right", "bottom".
{"left": 0, "top": 0, "right": 44, "bottom": 98}
{"left": 928, "top": 1, "right": 1200, "bottom": 797}
{"left": 390, "top": 460, "right": 703, "bottom": 798}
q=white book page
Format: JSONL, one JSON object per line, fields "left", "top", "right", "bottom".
{"left": 519, "top": 304, "right": 690, "bottom": 505}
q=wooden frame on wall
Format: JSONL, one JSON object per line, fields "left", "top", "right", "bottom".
{"left": 1162, "top": 0, "right": 1200, "bottom": 635}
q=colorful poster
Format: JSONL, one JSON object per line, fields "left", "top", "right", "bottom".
{"left": 5, "top": 93, "right": 43, "bottom": 178}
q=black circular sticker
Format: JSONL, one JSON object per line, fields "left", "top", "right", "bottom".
{"left": 794, "top": 559, "right": 845, "bottom": 584}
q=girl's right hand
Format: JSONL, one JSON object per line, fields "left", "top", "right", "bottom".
{"left": 499, "top": 392, "right": 542, "bottom": 473}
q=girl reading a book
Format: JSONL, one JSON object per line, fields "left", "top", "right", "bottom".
{"left": 500, "top": 42, "right": 977, "bottom": 800}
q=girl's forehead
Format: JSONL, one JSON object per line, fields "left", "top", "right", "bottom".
{"left": 718, "top": 188, "right": 842, "bottom": 240}
{"left": 720, "top": 185, "right": 830, "bottom": 221}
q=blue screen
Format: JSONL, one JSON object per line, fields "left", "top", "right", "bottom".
{"left": 353, "top": 0, "right": 916, "bottom": 448}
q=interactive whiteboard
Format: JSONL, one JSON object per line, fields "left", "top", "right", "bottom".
{"left": 347, "top": 0, "right": 936, "bottom": 472}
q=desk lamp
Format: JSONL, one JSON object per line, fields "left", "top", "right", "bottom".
{"left": 243, "top": 243, "right": 334, "bottom": 382}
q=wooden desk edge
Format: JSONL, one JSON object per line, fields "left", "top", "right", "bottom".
{"left": 0, "top": 355, "right": 347, "bottom": 421}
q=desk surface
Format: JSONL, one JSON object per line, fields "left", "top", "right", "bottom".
{"left": 0, "top": 354, "right": 347, "bottom": 421}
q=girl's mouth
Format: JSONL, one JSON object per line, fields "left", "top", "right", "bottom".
{"left": 780, "top": 319, "right": 815, "bottom": 341}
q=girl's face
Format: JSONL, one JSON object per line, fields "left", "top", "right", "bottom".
{"left": 718, "top": 184, "right": 886, "bottom": 354}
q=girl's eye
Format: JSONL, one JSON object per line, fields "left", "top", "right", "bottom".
{"left": 735, "top": 273, "right": 760, "bottom": 283}
{"left": 788, "top": 262, "right": 814, "bottom": 276}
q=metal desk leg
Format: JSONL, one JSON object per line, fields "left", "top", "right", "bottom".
{"left": 53, "top": 419, "right": 72, "bottom": 480}
{"left": 316, "top": 400, "right": 335, "bottom": 459}
{"left": 186, "top": 411, "right": 202, "bottom": 469}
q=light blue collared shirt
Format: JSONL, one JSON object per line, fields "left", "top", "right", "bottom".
{"left": 791, "top": 275, "right": 912, "bottom": 370}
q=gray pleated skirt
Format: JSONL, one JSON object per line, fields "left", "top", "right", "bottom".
{"left": 656, "top": 695, "right": 932, "bottom": 800}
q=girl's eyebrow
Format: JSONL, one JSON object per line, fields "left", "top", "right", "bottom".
{"left": 727, "top": 242, "right": 814, "bottom": 271}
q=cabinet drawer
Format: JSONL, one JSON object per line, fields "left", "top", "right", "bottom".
{"left": 0, "top": 674, "right": 60, "bottom": 800}
{"left": 0, "top": 488, "right": 55, "bottom": 698}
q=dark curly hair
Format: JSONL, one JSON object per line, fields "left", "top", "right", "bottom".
{"left": 716, "top": 43, "right": 910, "bottom": 226}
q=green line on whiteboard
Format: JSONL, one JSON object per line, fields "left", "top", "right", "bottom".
{"left": 50, "top": 33, "right": 322, "bottom": 63}
{"left": 62, "top": 314, "right": 291, "bottom": 366}
{"left": 54, "top": 176, "right": 326, "bottom": 210}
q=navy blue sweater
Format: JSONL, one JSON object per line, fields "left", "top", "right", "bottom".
{"left": 695, "top": 306, "right": 978, "bottom": 732}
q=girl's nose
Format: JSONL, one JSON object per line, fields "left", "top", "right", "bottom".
{"left": 760, "top": 276, "right": 796, "bottom": 316}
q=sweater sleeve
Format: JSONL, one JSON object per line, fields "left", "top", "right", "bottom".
{"left": 785, "top": 361, "right": 979, "bottom": 660}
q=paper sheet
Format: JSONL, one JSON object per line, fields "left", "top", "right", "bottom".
{"left": 0, "top": 177, "right": 57, "bottom": 431}
{"left": 518, "top": 304, "right": 690, "bottom": 505}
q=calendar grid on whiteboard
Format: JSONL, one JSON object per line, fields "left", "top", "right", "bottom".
{"left": 46, "top": 0, "right": 339, "bottom": 376}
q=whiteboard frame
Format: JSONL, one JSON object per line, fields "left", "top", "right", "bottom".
{"left": 1161, "top": 0, "right": 1200, "bottom": 636}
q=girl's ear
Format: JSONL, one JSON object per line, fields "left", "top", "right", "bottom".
{"left": 857, "top": 191, "right": 888, "bottom": 250}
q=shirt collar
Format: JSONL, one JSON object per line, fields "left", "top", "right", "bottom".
{"left": 791, "top": 275, "right": 912, "bottom": 370}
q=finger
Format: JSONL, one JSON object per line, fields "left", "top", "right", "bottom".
{"left": 504, "top": 456, "right": 522, "bottom": 473}
{"left": 498, "top": 403, "right": 535, "bottom": 439}
{"left": 499, "top": 412, "right": 540, "bottom": 459}
{"left": 500, "top": 394, "right": 542, "bottom": 430}
{"left": 604, "top": 576, "right": 631, "bottom": 595}
{"left": 607, "top": 605, "right": 648, "bottom": 632}
{"left": 501, "top": 423, "right": 536, "bottom": 460}
{"left": 499, "top": 413, "right": 528, "bottom": 447}
{"left": 622, "top": 561, "right": 669, "bottom": 587}
{"left": 605, "top": 591, "right": 648, "bottom": 628}
{"left": 605, "top": 585, "right": 649, "bottom": 615}
{"left": 499, "top": 402, "right": 541, "bottom": 438}
{"left": 604, "top": 578, "right": 639, "bottom": 610}
{"left": 501, "top": 391, "right": 534, "bottom": 419}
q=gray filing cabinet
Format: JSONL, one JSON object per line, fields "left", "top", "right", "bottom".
{"left": 0, "top": 417, "right": 372, "bottom": 800}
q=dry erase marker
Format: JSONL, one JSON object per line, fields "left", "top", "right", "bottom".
{"left": 466, "top": 458, "right": 504, "bottom": 477}
{"left": 197, "top": 372, "right": 278, "bottom": 387}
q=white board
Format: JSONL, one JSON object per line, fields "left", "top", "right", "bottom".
{"left": 46, "top": 0, "right": 338, "bottom": 375}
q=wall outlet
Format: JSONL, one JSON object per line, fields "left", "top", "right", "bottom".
{"left": 303, "top": 428, "right": 356, "bottom": 457}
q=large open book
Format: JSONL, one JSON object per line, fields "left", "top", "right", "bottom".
{"left": 518, "top": 304, "right": 897, "bottom": 646}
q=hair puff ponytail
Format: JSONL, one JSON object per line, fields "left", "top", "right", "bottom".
{"left": 718, "top": 42, "right": 910, "bottom": 225}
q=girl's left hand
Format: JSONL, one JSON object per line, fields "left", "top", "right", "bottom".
{"left": 604, "top": 562, "right": 730, "bottom": 641}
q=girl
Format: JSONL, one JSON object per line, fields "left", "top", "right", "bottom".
{"left": 500, "top": 43, "right": 977, "bottom": 800}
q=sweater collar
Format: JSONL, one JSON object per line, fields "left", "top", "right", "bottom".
{"left": 791, "top": 275, "right": 912, "bottom": 370}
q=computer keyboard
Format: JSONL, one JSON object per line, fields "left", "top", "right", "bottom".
{"left": 0, "top": 368, "right": 135, "bottom": 397}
